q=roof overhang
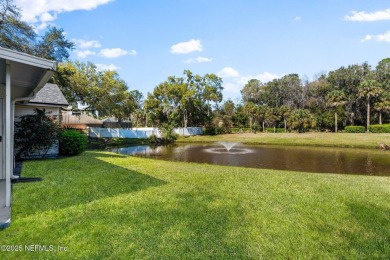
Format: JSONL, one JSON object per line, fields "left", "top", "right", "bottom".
{"left": 0, "top": 47, "right": 57, "bottom": 99}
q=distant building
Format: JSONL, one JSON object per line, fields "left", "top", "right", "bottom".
{"left": 62, "top": 111, "right": 103, "bottom": 130}
{"left": 102, "top": 117, "right": 132, "bottom": 129}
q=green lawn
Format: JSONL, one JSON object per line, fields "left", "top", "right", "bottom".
{"left": 1, "top": 151, "right": 389, "bottom": 259}
{"left": 177, "top": 132, "right": 390, "bottom": 149}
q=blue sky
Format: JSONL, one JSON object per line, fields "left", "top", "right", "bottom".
{"left": 14, "top": 0, "right": 390, "bottom": 102}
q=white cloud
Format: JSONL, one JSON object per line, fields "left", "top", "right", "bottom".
{"left": 76, "top": 50, "right": 96, "bottom": 59}
{"left": 345, "top": 8, "right": 390, "bottom": 22}
{"left": 361, "top": 30, "right": 390, "bottom": 42}
{"left": 185, "top": 57, "right": 212, "bottom": 64}
{"left": 170, "top": 39, "right": 203, "bottom": 54}
{"left": 14, "top": 0, "right": 114, "bottom": 28}
{"left": 95, "top": 63, "right": 120, "bottom": 71}
{"left": 217, "top": 67, "right": 240, "bottom": 78}
{"left": 238, "top": 72, "right": 280, "bottom": 85}
{"left": 219, "top": 68, "right": 280, "bottom": 94}
{"left": 73, "top": 39, "right": 102, "bottom": 49}
{"left": 40, "top": 12, "right": 57, "bottom": 23}
{"left": 294, "top": 16, "right": 301, "bottom": 21}
{"left": 99, "top": 48, "right": 134, "bottom": 58}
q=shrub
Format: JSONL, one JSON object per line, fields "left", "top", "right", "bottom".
{"left": 149, "top": 124, "right": 178, "bottom": 145}
{"left": 59, "top": 129, "right": 88, "bottom": 156}
{"left": 203, "top": 125, "right": 216, "bottom": 135}
{"left": 160, "top": 123, "right": 178, "bottom": 143}
{"left": 148, "top": 134, "right": 160, "bottom": 144}
{"left": 265, "top": 127, "right": 285, "bottom": 133}
{"left": 368, "top": 124, "right": 390, "bottom": 133}
{"left": 251, "top": 124, "right": 260, "bottom": 134}
{"left": 14, "top": 109, "right": 60, "bottom": 159}
{"left": 344, "top": 126, "right": 365, "bottom": 133}
{"left": 288, "top": 109, "right": 316, "bottom": 133}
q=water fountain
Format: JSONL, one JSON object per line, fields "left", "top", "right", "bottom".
{"left": 218, "top": 141, "right": 239, "bottom": 152}
{"left": 203, "top": 142, "right": 254, "bottom": 154}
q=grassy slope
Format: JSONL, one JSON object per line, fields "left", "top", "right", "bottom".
{"left": 0, "top": 151, "right": 389, "bottom": 259}
{"left": 177, "top": 132, "right": 390, "bottom": 149}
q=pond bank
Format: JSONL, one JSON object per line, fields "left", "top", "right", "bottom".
{"left": 177, "top": 132, "right": 390, "bottom": 150}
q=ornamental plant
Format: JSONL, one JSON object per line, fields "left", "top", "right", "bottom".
{"left": 59, "top": 129, "right": 88, "bottom": 156}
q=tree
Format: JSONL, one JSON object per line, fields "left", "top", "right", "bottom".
{"left": 288, "top": 109, "right": 316, "bottom": 133}
{"left": 357, "top": 79, "right": 383, "bottom": 131}
{"left": 14, "top": 109, "right": 60, "bottom": 159}
{"left": 327, "top": 63, "right": 371, "bottom": 126}
{"left": 278, "top": 105, "right": 291, "bottom": 132}
{"left": 0, "top": 0, "right": 35, "bottom": 52}
{"left": 202, "top": 73, "right": 223, "bottom": 116}
{"left": 34, "top": 26, "right": 74, "bottom": 61}
{"left": 0, "top": 0, "right": 74, "bottom": 61}
{"left": 243, "top": 102, "right": 257, "bottom": 129}
{"left": 373, "top": 92, "right": 390, "bottom": 125}
{"left": 326, "top": 90, "right": 346, "bottom": 132}
{"left": 53, "top": 61, "right": 136, "bottom": 120}
{"left": 145, "top": 70, "right": 223, "bottom": 127}
{"left": 241, "top": 79, "right": 264, "bottom": 104}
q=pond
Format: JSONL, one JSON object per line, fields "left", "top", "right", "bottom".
{"left": 110, "top": 143, "right": 390, "bottom": 176}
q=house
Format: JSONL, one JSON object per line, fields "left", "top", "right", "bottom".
{"left": 0, "top": 46, "right": 57, "bottom": 228}
{"left": 62, "top": 111, "right": 103, "bottom": 131}
{"left": 14, "top": 83, "right": 69, "bottom": 158}
{"left": 102, "top": 117, "right": 132, "bottom": 128}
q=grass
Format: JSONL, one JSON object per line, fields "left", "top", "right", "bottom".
{"left": 178, "top": 132, "right": 390, "bottom": 149}
{"left": 0, "top": 151, "right": 389, "bottom": 259}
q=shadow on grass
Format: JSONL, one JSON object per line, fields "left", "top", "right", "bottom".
{"left": 339, "top": 201, "right": 390, "bottom": 257}
{"left": 3, "top": 187, "right": 250, "bottom": 259}
{"left": 11, "top": 151, "right": 166, "bottom": 218}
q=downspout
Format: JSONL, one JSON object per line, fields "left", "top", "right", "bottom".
{"left": 10, "top": 92, "right": 37, "bottom": 179}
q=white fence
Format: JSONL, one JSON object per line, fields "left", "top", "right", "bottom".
{"left": 89, "top": 127, "right": 202, "bottom": 138}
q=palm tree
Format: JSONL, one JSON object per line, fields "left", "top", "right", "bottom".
{"left": 326, "top": 90, "right": 346, "bottom": 132}
{"left": 279, "top": 105, "right": 291, "bottom": 133}
{"left": 357, "top": 80, "right": 383, "bottom": 132}
{"left": 373, "top": 92, "right": 390, "bottom": 125}
{"left": 243, "top": 102, "right": 257, "bottom": 129}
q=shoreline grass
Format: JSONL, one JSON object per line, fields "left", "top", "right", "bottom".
{"left": 177, "top": 132, "right": 390, "bottom": 149}
{"left": 0, "top": 151, "right": 389, "bottom": 258}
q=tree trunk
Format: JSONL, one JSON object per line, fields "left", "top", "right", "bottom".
{"left": 284, "top": 118, "right": 287, "bottom": 133}
{"left": 379, "top": 112, "right": 382, "bottom": 125}
{"left": 262, "top": 121, "right": 265, "bottom": 132}
{"left": 184, "top": 110, "right": 188, "bottom": 128}
{"left": 335, "top": 112, "right": 338, "bottom": 133}
{"left": 367, "top": 99, "right": 370, "bottom": 132}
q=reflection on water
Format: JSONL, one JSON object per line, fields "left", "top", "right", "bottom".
{"left": 110, "top": 144, "right": 390, "bottom": 176}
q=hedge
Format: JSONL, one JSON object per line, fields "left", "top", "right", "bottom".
{"left": 59, "top": 129, "right": 88, "bottom": 156}
{"left": 368, "top": 124, "right": 390, "bottom": 133}
{"left": 265, "top": 128, "right": 285, "bottom": 133}
{"left": 344, "top": 126, "right": 365, "bottom": 133}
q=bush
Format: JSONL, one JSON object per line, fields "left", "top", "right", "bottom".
{"left": 203, "top": 125, "right": 216, "bottom": 135}
{"left": 14, "top": 109, "right": 60, "bottom": 159}
{"left": 148, "top": 124, "right": 178, "bottom": 145}
{"left": 148, "top": 134, "right": 160, "bottom": 144}
{"left": 265, "top": 127, "right": 285, "bottom": 133}
{"left": 344, "top": 126, "right": 366, "bottom": 133}
{"left": 59, "top": 129, "right": 88, "bottom": 156}
{"left": 231, "top": 128, "right": 250, "bottom": 133}
{"left": 368, "top": 124, "right": 390, "bottom": 133}
{"left": 288, "top": 109, "right": 316, "bottom": 133}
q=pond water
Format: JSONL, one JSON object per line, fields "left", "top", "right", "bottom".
{"left": 110, "top": 143, "right": 390, "bottom": 176}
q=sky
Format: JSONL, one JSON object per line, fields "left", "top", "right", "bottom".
{"left": 13, "top": 0, "right": 390, "bottom": 103}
